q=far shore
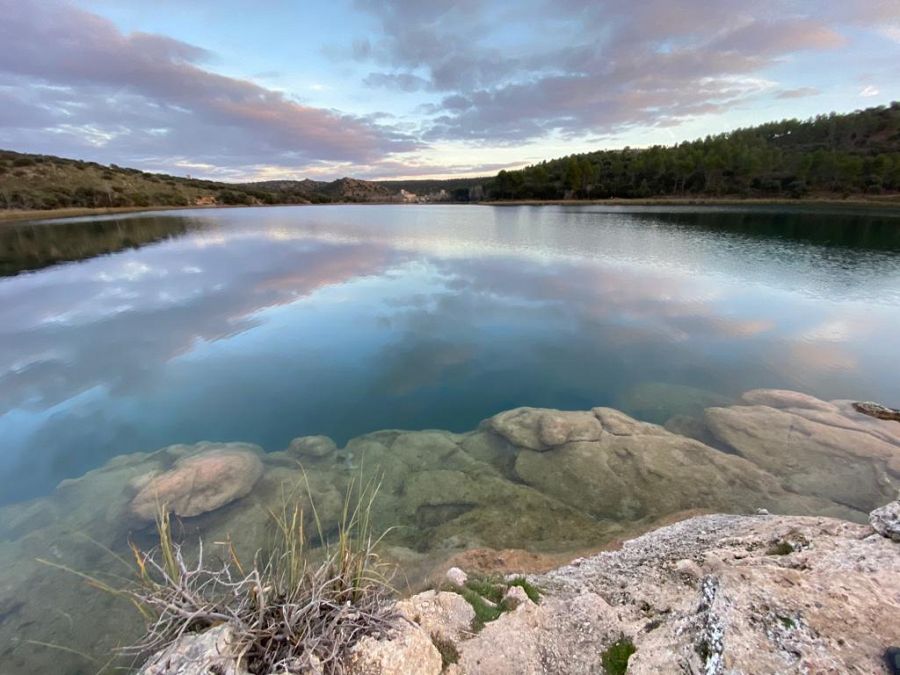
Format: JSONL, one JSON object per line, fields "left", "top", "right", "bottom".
{"left": 3, "top": 194, "right": 900, "bottom": 225}
{"left": 483, "top": 195, "right": 900, "bottom": 209}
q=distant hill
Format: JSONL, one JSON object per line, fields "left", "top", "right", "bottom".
{"left": 486, "top": 102, "right": 900, "bottom": 200}
{"left": 2, "top": 103, "right": 898, "bottom": 215}
{"left": 0, "top": 151, "right": 474, "bottom": 212}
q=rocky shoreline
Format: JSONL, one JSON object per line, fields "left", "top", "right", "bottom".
{"left": 1, "top": 387, "right": 899, "bottom": 673}
{"left": 143, "top": 501, "right": 900, "bottom": 674}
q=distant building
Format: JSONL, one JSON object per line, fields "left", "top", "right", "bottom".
{"left": 399, "top": 189, "right": 418, "bottom": 203}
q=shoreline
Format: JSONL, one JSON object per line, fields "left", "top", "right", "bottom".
{"left": 483, "top": 195, "right": 900, "bottom": 209}
{"left": 3, "top": 194, "right": 900, "bottom": 225}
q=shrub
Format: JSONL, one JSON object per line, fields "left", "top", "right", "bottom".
{"left": 44, "top": 477, "right": 397, "bottom": 674}
{"left": 601, "top": 637, "right": 636, "bottom": 675}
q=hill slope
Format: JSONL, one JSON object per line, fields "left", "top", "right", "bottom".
{"left": 0, "top": 152, "right": 440, "bottom": 211}
{"left": 2, "top": 103, "right": 899, "bottom": 214}
{"left": 486, "top": 102, "right": 900, "bottom": 200}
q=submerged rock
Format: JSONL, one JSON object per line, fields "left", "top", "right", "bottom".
{"left": 486, "top": 407, "right": 604, "bottom": 451}
{"left": 130, "top": 443, "right": 263, "bottom": 521}
{"left": 511, "top": 406, "right": 816, "bottom": 522}
{"left": 703, "top": 389, "right": 900, "bottom": 511}
{"left": 616, "top": 381, "right": 732, "bottom": 424}
{"left": 287, "top": 434, "right": 337, "bottom": 459}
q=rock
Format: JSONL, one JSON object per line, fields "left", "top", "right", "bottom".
{"left": 674, "top": 558, "right": 702, "bottom": 580}
{"left": 349, "top": 619, "right": 442, "bottom": 675}
{"left": 286, "top": 435, "right": 337, "bottom": 458}
{"left": 502, "top": 584, "right": 532, "bottom": 609}
{"left": 397, "top": 590, "right": 475, "bottom": 644}
{"left": 854, "top": 401, "right": 900, "bottom": 422}
{"left": 486, "top": 407, "right": 604, "bottom": 451}
{"left": 438, "top": 548, "right": 575, "bottom": 577}
{"left": 617, "top": 382, "right": 732, "bottom": 424}
{"left": 454, "top": 591, "right": 618, "bottom": 674}
{"left": 870, "top": 500, "right": 900, "bottom": 541}
{"left": 740, "top": 388, "right": 837, "bottom": 411}
{"left": 531, "top": 512, "right": 900, "bottom": 674}
{"left": 704, "top": 392, "right": 900, "bottom": 511}
{"left": 137, "top": 624, "right": 248, "bottom": 675}
{"left": 130, "top": 444, "right": 263, "bottom": 521}
{"left": 513, "top": 409, "right": 798, "bottom": 522}
{"left": 445, "top": 566, "right": 468, "bottom": 587}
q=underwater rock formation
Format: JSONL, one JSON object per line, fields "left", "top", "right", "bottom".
{"left": 702, "top": 389, "right": 900, "bottom": 511}
{"left": 130, "top": 443, "right": 264, "bottom": 521}
{"left": 1, "top": 389, "right": 897, "bottom": 674}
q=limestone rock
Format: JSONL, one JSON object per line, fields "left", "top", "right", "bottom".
{"left": 704, "top": 390, "right": 900, "bottom": 511}
{"left": 130, "top": 444, "right": 263, "bottom": 521}
{"left": 349, "top": 620, "right": 442, "bottom": 675}
{"left": 740, "top": 388, "right": 836, "bottom": 411}
{"left": 617, "top": 382, "right": 732, "bottom": 424}
{"left": 532, "top": 513, "right": 900, "bottom": 675}
{"left": 445, "top": 566, "right": 468, "bottom": 587}
{"left": 486, "top": 407, "right": 604, "bottom": 451}
{"left": 137, "top": 624, "right": 248, "bottom": 675}
{"left": 502, "top": 584, "right": 532, "bottom": 609}
{"left": 287, "top": 435, "right": 337, "bottom": 459}
{"left": 513, "top": 410, "right": 794, "bottom": 522}
{"left": 870, "top": 499, "right": 900, "bottom": 541}
{"left": 397, "top": 590, "right": 475, "bottom": 644}
{"left": 454, "top": 591, "right": 618, "bottom": 674}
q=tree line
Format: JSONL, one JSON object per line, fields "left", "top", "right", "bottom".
{"left": 486, "top": 103, "right": 900, "bottom": 200}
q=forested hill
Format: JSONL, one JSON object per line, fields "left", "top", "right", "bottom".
{"left": 2, "top": 103, "right": 899, "bottom": 213}
{"left": 488, "top": 102, "right": 900, "bottom": 200}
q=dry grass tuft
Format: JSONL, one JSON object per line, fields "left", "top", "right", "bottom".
{"left": 52, "top": 475, "right": 398, "bottom": 674}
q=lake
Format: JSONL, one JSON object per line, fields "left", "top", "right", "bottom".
{"left": 1, "top": 203, "right": 900, "bottom": 671}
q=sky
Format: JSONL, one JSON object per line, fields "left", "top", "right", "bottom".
{"left": 0, "top": 0, "right": 898, "bottom": 181}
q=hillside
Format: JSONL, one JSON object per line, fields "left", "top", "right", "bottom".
{"left": 0, "top": 152, "right": 449, "bottom": 212}
{"left": 2, "top": 103, "right": 899, "bottom": 215}
{"left": 486, "top": 102, "right": 900, "bottom": 200}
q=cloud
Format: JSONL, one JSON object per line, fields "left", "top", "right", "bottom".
{"left": 0, "top": 0, "right": 418, "bottom": 171}
{"left": 775, "top": 87, "right": 821, "bottom": 99}
{"left": 352, "top": 0, "right": 896, "bottom": 142}
{"left": 859, "top": 85, "right": 880, "bottom": 98}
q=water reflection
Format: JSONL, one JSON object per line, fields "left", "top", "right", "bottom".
{"left": 0, "top": 215, "right": 208, "bottom": 276}
{"left": 1, "top": 204, "right": 900, "bottom": 673}
{"left": 0, "top": 204, "right": 899, "bottom": 504}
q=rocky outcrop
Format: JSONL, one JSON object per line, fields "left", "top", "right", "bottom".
{"left": 137, "top": 501, "right": 900, "bottom": 674}
{"left": 433, "top": 502, "right": 900, "bottom": 674}
{"left": 130, "top": 443, "right": 263, "bottom": 521}
{"left": 348, "top": 619, "right": 442, "bottom": 675}
{"left": 138, "top": 625, "right": 247, "bottom": 675}
{"left": 490, "top": 405, "right": 852, "bottom": 523}
{"left": 871, "top": 500, "right": 900, "bottom": 541}
{"left": 702, "top": 389, "right": 900, "bottom": 511}
{"left": 5, "top": 389, "right": 899, "bottom": 674}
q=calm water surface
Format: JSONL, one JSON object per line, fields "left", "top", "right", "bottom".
{"left": 2, "top": 204, "right": 900, "bottom": 672}
{"left": 2, "top": 204, "right": 900, "bottom": 502}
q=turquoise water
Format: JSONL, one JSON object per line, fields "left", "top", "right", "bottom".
{"left": 1, "top": 203, "right": 900, "bottom": 672}
{"left": 2, "top": 204, "right": 900, "bottom": 503}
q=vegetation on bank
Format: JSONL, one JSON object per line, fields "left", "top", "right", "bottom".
{"left": 44, "top": 479, "right": 397, "bottom": 674}
{"left": 2, "top": 103, "right": 898, "bottom": 213}
{"left": 487, "top": 102, "right": 900, "bottom": 201}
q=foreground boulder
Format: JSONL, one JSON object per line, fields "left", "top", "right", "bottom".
{"left": 444, "top": 501, "right": 900, "bottom": 674}
{"left": 130, "top": 443, "right": 263, "bottom": 521}
{"left": 137, "top": 500, "right": 900, "bottom": 674}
